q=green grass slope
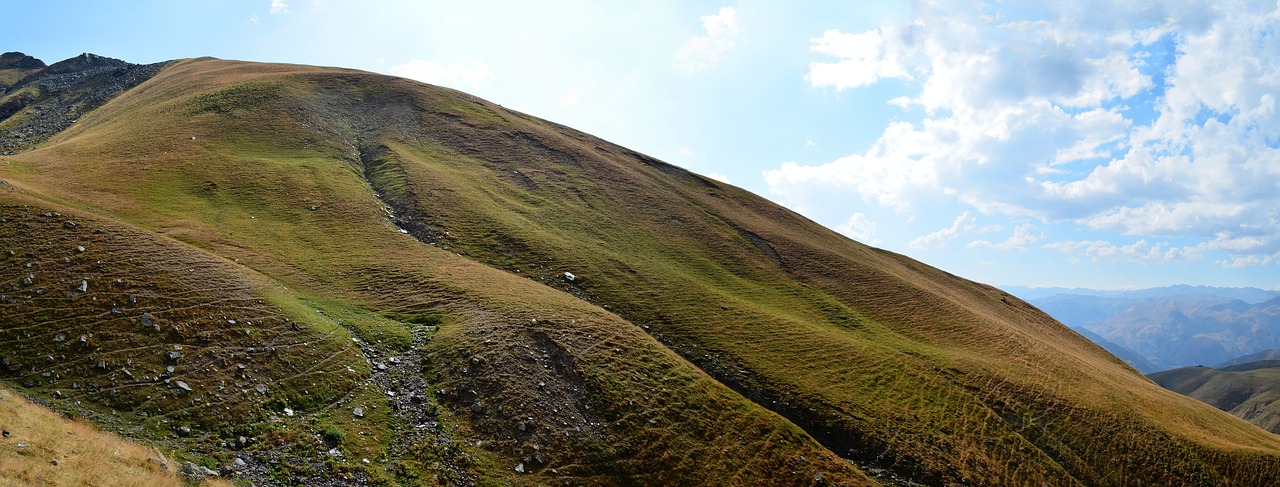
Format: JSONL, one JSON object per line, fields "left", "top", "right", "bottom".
{"left": 2, "top": 56, "right": 1280, "bottom": 485}
{"left": 1151, "top": 362, "right": 1280, "bottom": 434}
{"left": 0, "top": 58, "right": 871, "bottom": 486}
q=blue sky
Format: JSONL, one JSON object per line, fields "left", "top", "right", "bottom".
{"left": 7, "top": 1, "right": 1280, "bottom": 290}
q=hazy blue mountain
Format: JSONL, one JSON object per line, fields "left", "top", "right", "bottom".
{"left": 1072, "top": 327, "right": 1160, "bottom": 373}
{"left": 1216, "top": 349, "right": 1280, "bottom": 368}
{"left": 1004, "top": 286, "right": 1280, "bottom": 371}
{"left": 1002, "top": 285, "right": 1279, "bottom": 304}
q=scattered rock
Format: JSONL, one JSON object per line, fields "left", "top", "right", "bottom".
{"left": 178, "top": 461, "right": 218, "bottom": 483}
{"left": 233, "top": 457, "right": 247, "bottom": 468}
{"left": 165, "top": 350, "right": 183, "bottom": 362}
{"left": 20, "top": 274, "right": 33, "bottom": 286}
{"left": 175, "top": 380, "right": 192, "bottom": 392}
{"left": 148, "top": 456, "right": 169, "bottom": 472}
{"left": 283, "top": 407, "right": 294, "bottom": 417}
{"left": 237, "top": 436, "right": 248, "bottom": 448}
{"left": 74, "top": 279, "right": 87, "bottom": 293}
{"left": 75, "top": 246, "right": 84, "bottom": 253}
{"left": 2, "top": 429, "right": 9, "bottom": 438}
{"left": 470, "top": 402, "right": 484, "bottom": 414}
{"left": 353, "top": 407, "right": 364, "bottom": 418}
{"left": 255, "top": 384, "right": 267, "bottom": 394}
{"left": 514, "top": 462, "right": 526, "bottom": 473}
{"left": 563, "top": 272, "right": 576, "bottom": 281}
{"left": 62, "top": 221, "right": 77, "bottom": 229}
{"left": 176, "top": 426, "right": 191, "bottom": 437}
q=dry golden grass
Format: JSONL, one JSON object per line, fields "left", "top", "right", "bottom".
{"left": 0, "top": 387, "right": 231, "bottom": 487}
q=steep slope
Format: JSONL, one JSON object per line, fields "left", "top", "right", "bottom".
{"left": 0, "top": 57, "right": 870, "bottom": 486}
{"left": 1150, "top": 362, "right": 1280, "bottom": 434}
{"left": 2, "top": 56, "right": 1280, "bottom": 486}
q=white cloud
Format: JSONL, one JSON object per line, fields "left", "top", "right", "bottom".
{"left": 967, "top": 224, "right": 1042, "bottom": 251}
{"left": 389, "top": 60, "right": 496, "bottom": 89}
{"left": 769, "top": 1, "right": 1280, "bottom": 268}
{"left": 806, "top": 28, "right": 910, "bottom": 90}
{"left": 836, "top": 212, "right": 877, "bottom": 243}
{"left": 249, "top": 13, "right": 260, "bottom": 24}
{"left": 676, "top": 7, "right": 740, "bottom": 73}
{"left": 1044, "top": 239, "right": 1202, "bottom": 264}
{"left": 907, "top": 211, "right": 976, "bottom": 249}
{"left": 270, "top": 0, "right": 288, "bottom": 15}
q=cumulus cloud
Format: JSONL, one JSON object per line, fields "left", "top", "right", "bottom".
{"left": 389, "top": 60, "right": 496, "bottom": 89}
{"left": 767, "top": 1, "right": 1280, "bottom": 268}
{"left": 907, "top": 211, "right": 976, "bottom": 249}
{"left": 967, "top": 224, "right": 1042, "bottom": 251}
{"left": 270, "top": 0, "right": 288, "bottom": 15}
{"left": 1044, "top": 239, "right": 1202, "bottom": 263}
{"left": 807, "top": 28, "right": 910, "bottom": 90}
{"left": 676, "top": 7, "right": 740, "bottom": 73}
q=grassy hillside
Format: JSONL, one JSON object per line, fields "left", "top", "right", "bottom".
{"left": 1, "top": 56, "right": 1279, "bottom": 485}
{"left": 0, "top": 58, "right": 869, "bottom": 486}
{"left": 1151, "top": 362, "right": 1280, "bottom": 434}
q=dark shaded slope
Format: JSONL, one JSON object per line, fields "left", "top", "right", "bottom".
{"left": 0, "top": 193, "right": 376, "bottom": 484}
{"left": 0, "top": 53, "right": 166, "bottom": 155}
{"left": 0, "top": 51, "right": 45, "bottom": 92}
{"left": 1151, "top": 362, "right": 1280, "bottom": 434}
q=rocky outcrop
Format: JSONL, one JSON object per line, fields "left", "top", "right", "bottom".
{"left": 0, "top": 53, "right": 167, "bottom": 155}
{"left": 0, "top": 52, "right": 45, "bottom": 70}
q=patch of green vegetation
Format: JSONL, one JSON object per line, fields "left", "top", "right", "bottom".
{"left": 186, "top": 82, "right": 283, "bottom": 116}
{"left": 293, "top": 295, "right": 415, "bottom": 353}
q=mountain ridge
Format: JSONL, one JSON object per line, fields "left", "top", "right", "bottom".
{"left": 3, "top": 53, "right": 1280, "bottom": 485}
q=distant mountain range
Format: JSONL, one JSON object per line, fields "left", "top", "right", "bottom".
{"left": 1004, "top": 286, "right": 1280, "bottom": 372}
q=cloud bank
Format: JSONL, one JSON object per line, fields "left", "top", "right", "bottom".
{"left": 767, "top": 1, "right": 1280, "bottom": 268}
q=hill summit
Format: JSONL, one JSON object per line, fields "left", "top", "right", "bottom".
{"left": 2, "top": 53, "right": 1280, "bottom": 486}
